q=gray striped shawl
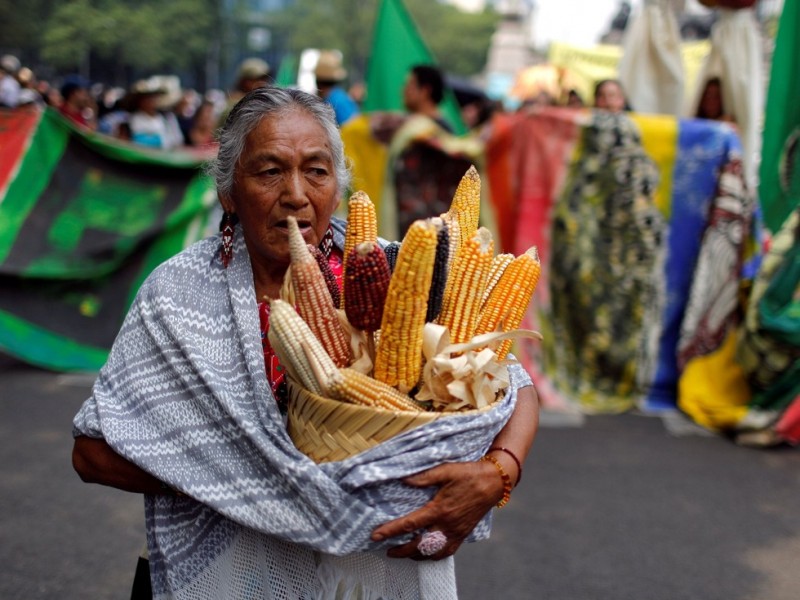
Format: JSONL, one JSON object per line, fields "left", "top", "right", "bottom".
{"left": 73, "top": 217, "right": 531, "bottom": 598}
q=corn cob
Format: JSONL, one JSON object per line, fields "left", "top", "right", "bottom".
{"left": 373, "top": 219, "right": 438, "bottom": 393}
{"left": 475, "top": 246, "right": 541, "bottom": 360}
{"left": 344, "top": 241, "right": 391, "bottom": 332}
{"left": 307, "top": 244, "right": 341, "bottom": 309}
{"left": 383, "top": 242, "right": 401, "bottom": 273}
{"left": 267, "top": 298, "right": 339, "bottom": 396}
{"left": 436, "top": 227, "right": 494, "bottom": 345}
{"left": 287, "top": 217, "right": 351, "bottom": 367}
{"left": 426, "top": 218, "right": 450, "bottom": 323}
{"left": 445, "top": 166, "right": 481, "bottom": 252}
{"left": 481, "top": 253, "right": 515, "bottom": 310}
{"left": 328, "top": 368, "right": 422, "bottom": 411}
{"left": 342, "top": 191, "right": 378, "bottom": 302}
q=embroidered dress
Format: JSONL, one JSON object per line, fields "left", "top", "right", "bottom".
{"left": 73, "top": 216, "right": 531, "bottom": 599}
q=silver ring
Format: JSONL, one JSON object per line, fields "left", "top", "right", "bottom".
{"left": 417, "top": 531, "right": 448, "bottom": 556}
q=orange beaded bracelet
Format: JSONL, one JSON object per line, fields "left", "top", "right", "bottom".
{"left": 481, "top": 454, "right": 513, "bottom": 508}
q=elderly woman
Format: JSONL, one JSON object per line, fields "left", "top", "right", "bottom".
{"left": 72, "top": 87, "right": 539, "bottom": 599}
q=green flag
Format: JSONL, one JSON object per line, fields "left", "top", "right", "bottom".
{"left": 275, "top": 53, "right": 298, "bottom": 88}
{"left": 759, "top": 1, "right": 800, "bottom": 233}
{"left": 364, "top": 0, "right": 466, "bottom": 135}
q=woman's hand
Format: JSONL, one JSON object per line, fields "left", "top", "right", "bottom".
{"left": 371, "top": 384, "right": 539, "bottom": 561}
{"left": 370, "top": 459, "right": 504, "bottom": 561}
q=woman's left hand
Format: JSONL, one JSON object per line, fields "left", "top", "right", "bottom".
{"left": 370, "top": 459, "right": 503, "bottom": 561}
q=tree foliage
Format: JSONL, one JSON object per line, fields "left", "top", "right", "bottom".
{"left": 3, "top": 0, "right": 498, "bottom": 88}
{"left": 271, "top": 0, "right": 499, "bottom": 82}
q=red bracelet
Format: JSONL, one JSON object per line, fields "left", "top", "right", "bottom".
{"left": 488, "top": 446, "right": 523, "bottom": 486}
{"left": 481, "top": 455, "right": 512, "bottom": 508}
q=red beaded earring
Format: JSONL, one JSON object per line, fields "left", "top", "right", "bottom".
{"left": 220, "top": 212, "right": 236, "bottom": 268}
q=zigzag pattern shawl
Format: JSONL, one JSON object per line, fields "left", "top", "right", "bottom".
{"left": 73, "top": 217, "right": 531, "bottom": 599}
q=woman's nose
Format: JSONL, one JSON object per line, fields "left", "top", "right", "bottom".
{"left": 281, "top": 170, "right": 309, "bottom": 206}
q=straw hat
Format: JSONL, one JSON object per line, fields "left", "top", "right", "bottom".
{"left": 315, "top": 50, "right": 347, "bottom": 83}
{"left": 237, "top": 57, "right": 270, "bottom": 82}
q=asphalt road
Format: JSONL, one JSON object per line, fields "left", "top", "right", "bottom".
{"left": 2, "top": 357, "right": 799, "bottom": 600}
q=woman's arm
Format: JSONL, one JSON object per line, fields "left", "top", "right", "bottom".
{"left": 371, "top": 383, "right": 540, "bottom": 559}
{"left": 72, "top": 435, "right": 175, "bottom": 495}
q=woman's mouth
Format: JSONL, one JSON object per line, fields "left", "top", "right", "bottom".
{"left": 275, "top": 218, "right": 313, "bottom": 237}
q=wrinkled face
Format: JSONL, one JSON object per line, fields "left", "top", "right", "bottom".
{"left": 595, "top": 81, "right": 626, "bottom": 113}
{"left": 222, "top": 108, "right": 339, "bottom": 269}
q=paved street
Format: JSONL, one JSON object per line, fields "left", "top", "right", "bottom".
{"left": 2, "top": 357, "right": 799, "bottom": 600}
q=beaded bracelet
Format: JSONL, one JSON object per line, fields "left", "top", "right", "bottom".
{"left": 481, "top": 454, "right": 513, "bottom": 508}
{"left": 488, "top": 446, "right": 523, "bottom": 486}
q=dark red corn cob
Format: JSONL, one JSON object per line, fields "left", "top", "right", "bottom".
{"left": 344, "top": 242, "right": 391, "bottom": 332}
{"left": 308, "top": 244, "right": 341, "bottom": 309}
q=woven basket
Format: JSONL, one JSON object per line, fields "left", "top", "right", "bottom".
{"left": 287, "top": 381, "right": 447, "bottom": 464}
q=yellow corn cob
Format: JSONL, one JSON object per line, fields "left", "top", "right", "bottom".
{"left": 373, "top": 219, "right": 438, "bottom": 393}
{"left": 475, "top": 246, "right": 541, "bottom": 360}
{"left": 342, "top": 191, "right": 378, "bottom": 302}
{"left": 445, "top": 165, "right": 481, "bottom": 252}
{"left": 436, "top": 227, "right": 494, "bottom": 345}
{"left": 328, "top": 368, "right": 422, "bottom": 411}
{"left": 288, "top": 217, "right": 351, "bottom": 367}
{"left": 481, "top": 253, "right": 515, "bottom": 310}
{"left": 267, "top": 299, "right": 339, "bottom": 396}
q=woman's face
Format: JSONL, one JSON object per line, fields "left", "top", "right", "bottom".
{"left": 595, "top": 81, "right": 625, "bottom": 113}
{"left": 222, "top": 107, "right": 340, "bottom": 269}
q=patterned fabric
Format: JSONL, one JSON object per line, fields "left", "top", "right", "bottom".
{"left": 677, "top": 157, "right": 753, "bottom": 367}
{"left": 72, "top": 216, "right": 531, "bottom": 599}
{"left": 546, "top": 111, "right": 666, "bottom": 413}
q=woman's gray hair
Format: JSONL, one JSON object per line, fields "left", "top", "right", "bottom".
{"left": 207, "top": 87, "right": 352, "bottom": 199}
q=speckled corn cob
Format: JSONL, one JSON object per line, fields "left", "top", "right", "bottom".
{"left": 373, "top": 219, "right": 438, "bottom": 393}
{"left": 308, "top": 244, "right": 341, "bottom": 309}
{"left": 344, "top": 241, "right": 391, "bottom": 332}
{"left": 328, "top": 368, "right": 422, "bottom": 411}
{"left": 288, "top": 217, "right": 351, "bottom": 367}
{"left": 475, "top": 246, "right": 541, "bottom": 360}
{"left": 436, "top": 227, "right": 495, "bottom": 345}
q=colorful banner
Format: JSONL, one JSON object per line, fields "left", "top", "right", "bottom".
{"left": 0, "top": 108, "right": 217, "bottom": 371}
{"left": 484, "top": 107, "right": 755, "bottom": 414}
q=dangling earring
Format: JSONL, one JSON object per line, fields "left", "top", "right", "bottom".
{"left": 220, "top": 211, "right": 236, "bottom": 268}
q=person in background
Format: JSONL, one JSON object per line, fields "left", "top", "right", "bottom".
{"left": 217, "top": 57, "right": 270, "bottom": 127}
{"left": 566, "top": 89, "right": 585, "bottom": 109}
{"left": 0, "top": 54, "right": 21, "bottom": 108}
{"left": 128, "top": 79, "right": 183, "bottom": 150}
{"left": 314, "top": 50, "right": 359, "bottom": 126}
{"left": 695, "top": 76, "right": 736, "bottom": 123}
{"left": 59, "top": 76, "right": 97, "bottom": 130}
{"left": 402, "top": 64, "right": 453, "bottom": 133}
{"left": 16, "top": 67, "right": 45, "bottom": 108}
{"left": 187, "top": 99, "right": 218, "bottom": 148}
{"left": 593, "top": 79, "right": 630, "bottom": 113}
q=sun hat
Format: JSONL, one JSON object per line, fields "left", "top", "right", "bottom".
{"left": 314, "top": 50, "right": 347, "bottom": 83}
{"left": 237, "top": 58, "right": 270, "bottom": 81}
